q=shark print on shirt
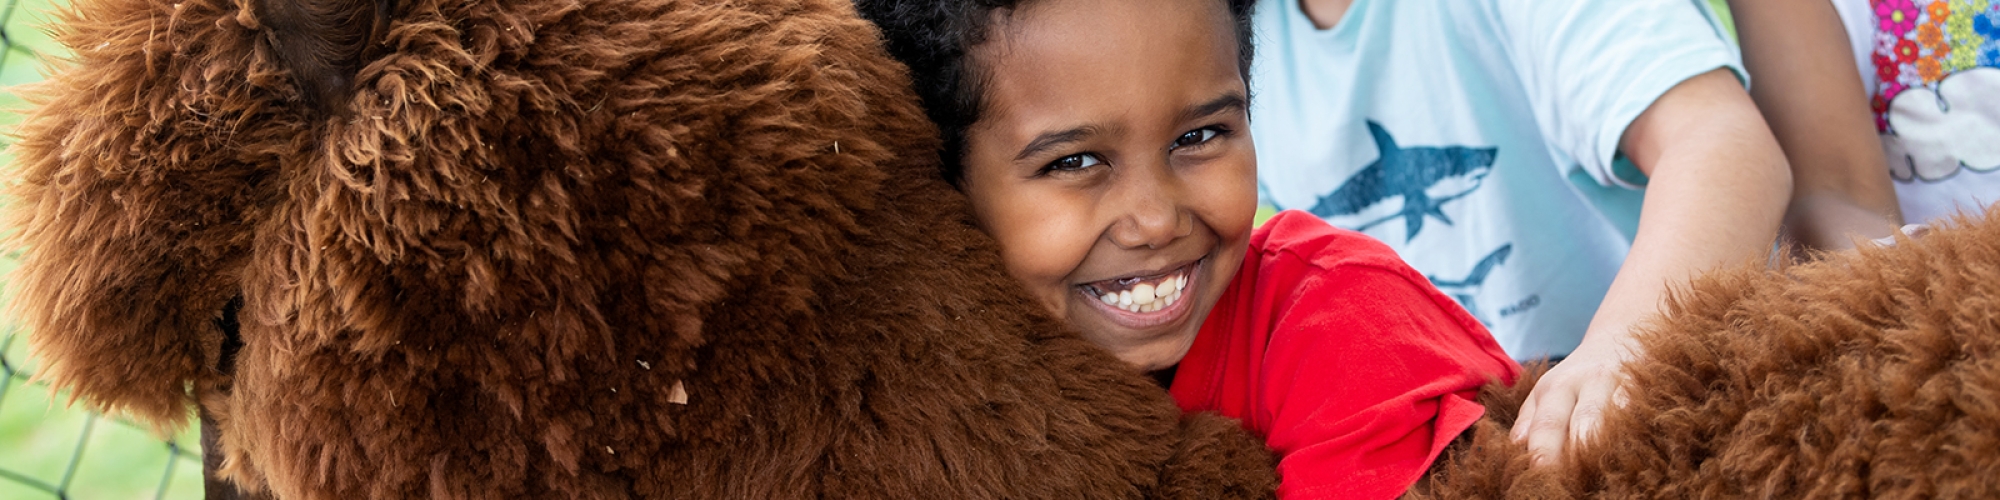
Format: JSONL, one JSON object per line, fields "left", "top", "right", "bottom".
{"left": 1278, "top": 120, "right": 1526, "bottom": 326}
{"left": 1307, "top": 121, "right": 1499, "bottom": 242}
{"left": 1427, "top": 244, "right": 1515, "bottom": 325}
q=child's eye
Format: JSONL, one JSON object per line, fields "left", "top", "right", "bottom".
{"left": 1042, "top": 153, "right": 1105, "bottom": 174}
{"left": 1170, "top": 126, "right": 1229, "bottom": 150}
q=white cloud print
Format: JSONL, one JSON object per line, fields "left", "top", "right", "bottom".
{"left": 1884, "top": 67, "right": 2000, "bottom": 182}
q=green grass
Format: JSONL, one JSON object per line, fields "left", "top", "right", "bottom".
{"left": 0, "top": 0, "right": 208, "bottom": 498}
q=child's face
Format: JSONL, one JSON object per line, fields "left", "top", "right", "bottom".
{"left": 960, "top": 0, "right": 1256, "bottom": 371}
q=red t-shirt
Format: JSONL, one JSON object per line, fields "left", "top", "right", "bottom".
{"left": 1170, "top": 210, "right": 1521, "bottom": 499}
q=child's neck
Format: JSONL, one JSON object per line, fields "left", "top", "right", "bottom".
{"left": 1300, "top": 0, "right": 1354, "bottom": 30}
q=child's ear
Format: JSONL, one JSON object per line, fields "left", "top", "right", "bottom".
{"left": 253, "top": 0, "right": 399, "bottom": 114}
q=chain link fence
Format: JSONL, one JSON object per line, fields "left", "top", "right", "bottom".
{"left": 0, "top": 0, "right": 207, "bottom": 498}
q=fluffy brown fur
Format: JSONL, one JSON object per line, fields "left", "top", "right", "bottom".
{"left": 19, "top": 0, "right": 2000, "bottom": 497}
{"left": 1413, "top": 209, "right": 2000, "bottom": 499}
{"left": 4, "top": 0, "right": 1276, "bottom": 498}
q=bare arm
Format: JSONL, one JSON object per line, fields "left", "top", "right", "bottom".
{"left": 1511, "top": 68, "right": 1793, "bottom": 462}
{"left": 1732, "top": 0, "right": 1904, "bottom": 250}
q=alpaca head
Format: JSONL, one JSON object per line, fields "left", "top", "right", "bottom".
{"left": 8, "top": 0, "right": 938, "bottom": 432}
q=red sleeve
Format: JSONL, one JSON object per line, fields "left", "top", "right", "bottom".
{"left": 1258, "top": 261, "right": 1520, "bottom": 500}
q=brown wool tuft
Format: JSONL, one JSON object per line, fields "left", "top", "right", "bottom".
{"left": 1412, "top": 207, "right": 2000, "bottom": 499}
{"left": 6, "top": 0, "right": 1277, "bottom": 498}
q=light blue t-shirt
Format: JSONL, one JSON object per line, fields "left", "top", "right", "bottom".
{"left": 1250, "top": 0, "right": 1743, "bottom": 359}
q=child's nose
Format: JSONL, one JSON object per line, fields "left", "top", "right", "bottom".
{"left": 1106, "top": 162, "right": 1194, "bottom": 250}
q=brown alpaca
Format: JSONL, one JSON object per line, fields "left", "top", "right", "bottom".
{"left": 4, "top": 0, "right": 1276, "bottom": 498}
{"left": 1411, "top": 209, "right": 2000, "bottom": 498}
{"left": 15, "top": 0, "right": 2000, "bottom": 497}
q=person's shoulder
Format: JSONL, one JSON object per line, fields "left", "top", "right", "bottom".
{"left": 1252, "top": 211, "right": 1473, "bottom": 327}
{"left": 1253, "top": 210, "right": 1409, "bottom": 272}
{"left": 1247, "top": 214, "right": 1516, "bottom": 386}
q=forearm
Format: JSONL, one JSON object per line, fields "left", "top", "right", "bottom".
{"left": 1585, "top": 69, "right": 1792, "bottom": 351}
{"left": 1584, "top": 153, "right": 1789, "bottom": 352}
{"left": 1729, "top": 0, "right": 1903, "bottom": 250}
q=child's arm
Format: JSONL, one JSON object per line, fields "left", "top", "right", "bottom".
{"left": 1731, "top": 0, "right": 1904, "bottom": 250}
{"left": 1510, "top": 69, "right": 1792, "bottom": 462}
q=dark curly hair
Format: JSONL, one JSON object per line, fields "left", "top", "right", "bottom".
{"left": 855, "top": 0, "right": 1257, "bottom": 186}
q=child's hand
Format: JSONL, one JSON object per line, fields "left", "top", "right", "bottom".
{"left": 1509, "top": 336, "right": 1635, "bottom": 465}
{"left": 1506, "top": 66, "right": 1790, "bottom": 465}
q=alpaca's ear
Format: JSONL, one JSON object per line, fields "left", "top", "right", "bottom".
{"left": 252, "top": 0, "right": 398, "bottom": 114}
{"left": 3, "top": 0, "right": 302, "bottom": 432}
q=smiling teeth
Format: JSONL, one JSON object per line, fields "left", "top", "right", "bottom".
{"left": 1096, "top": 269, "right": 1188, "bottom": 313}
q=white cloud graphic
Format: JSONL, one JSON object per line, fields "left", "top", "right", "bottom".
{"left": 1884, "top": 67, "right": 2000, "bottom": 182}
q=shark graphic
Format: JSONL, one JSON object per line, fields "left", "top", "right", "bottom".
{"left": 1427, "top": 244, "right": 1513, "bottom": 325}
{"left": 1308, "top": 121, "right": 1498, "bottom": 242}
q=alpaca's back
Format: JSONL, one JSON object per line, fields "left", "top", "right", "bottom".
{"left": 1415, "top": 211, "right": 2000, "bottom": 498}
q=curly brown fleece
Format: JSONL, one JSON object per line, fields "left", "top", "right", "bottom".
{"left": 1412, "top": 209, "right": 2000, "bottom": 499}
{"left": 4, "top": 0, "right": 1276, "bottom": 498}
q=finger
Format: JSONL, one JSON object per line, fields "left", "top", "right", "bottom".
{"left": 1510, "top": 393, "right": 1540, "bottom": 442}
{"left": 1565, "top": 376, "right": 1619, "bottom": 445}
{"left": 1521, "top": 384, "right": 1579, "bottom": 465}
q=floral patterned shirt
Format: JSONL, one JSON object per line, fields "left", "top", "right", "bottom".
{"left": 1834, "top": 0, "right": 2000, "bottom": 222}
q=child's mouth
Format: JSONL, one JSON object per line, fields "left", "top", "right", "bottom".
{"left": 1079, "top": 260, "right": 1199, "bottom": 314}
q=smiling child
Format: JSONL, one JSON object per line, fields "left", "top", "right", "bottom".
{"left": 855, "top": 0, "right": 1521, "bottom": 497}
